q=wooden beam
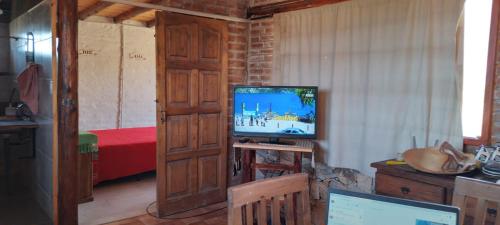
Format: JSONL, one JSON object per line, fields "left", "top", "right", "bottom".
{"left": 113, "top": 0, "right": 161, "bottom": 23}
{"left": 101, "top": 0, "right": 250, "bottom": 22}
{"left": 248, "top": 0, "right": 349, "bottom": 19}
{"left": 56, "top": 0, "right": 79, "bottom": 224}
{"left": 79, "top": 1, "right": 114, "bottom": 20}
{"left": 481, "top": 0, "right": 499, "bottom": 144}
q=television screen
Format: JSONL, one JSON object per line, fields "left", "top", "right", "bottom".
{"left": 233, "top": 86, "right": 318, "bottom": 139}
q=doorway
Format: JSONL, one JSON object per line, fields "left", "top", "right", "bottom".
{"left": 72, "top": 4, "right": 229, "bottom": 225}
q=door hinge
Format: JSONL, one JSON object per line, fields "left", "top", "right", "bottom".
{"left": 160, "top": 110, "right": 166, "bottom": 123}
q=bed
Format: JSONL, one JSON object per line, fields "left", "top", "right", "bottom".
{"left": 89, "top": 127, "right": 157, "bottom": 185}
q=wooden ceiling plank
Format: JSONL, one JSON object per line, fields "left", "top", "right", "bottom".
{"left": 248, "top": 0, "right": 349, "bottom": 19}
{"left": 113, "top": 0, "right": 161, "bottom": 23}
{"left": 101, "top": 0, "right": 250, "bottom": 22}
{"left": 79, "top": 1, "right": 115, "bottom": 20}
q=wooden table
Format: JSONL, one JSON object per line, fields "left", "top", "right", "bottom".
{"left": 0, "top": 120, "right": 39, "bottom": 192}
{"left": 233, "top": 142, "right": 313, "bottom": 183}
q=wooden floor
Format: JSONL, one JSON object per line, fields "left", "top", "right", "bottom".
{"left": 104, "top": 202, "right": 227, "bottom": 225}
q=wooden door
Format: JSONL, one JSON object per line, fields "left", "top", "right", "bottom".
{"left": 156, "top": 12, "right": 228, "bottom": 217}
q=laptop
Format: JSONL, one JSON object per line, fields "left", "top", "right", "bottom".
{"left": 326, "top": 189, "right": 459, "bottom": 225}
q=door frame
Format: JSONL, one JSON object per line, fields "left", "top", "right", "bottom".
{"left": 53, "top": 2, "right": 235, "bottom": 225}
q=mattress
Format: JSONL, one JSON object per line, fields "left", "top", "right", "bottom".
{"left": 89, "top": 127, "right": 157, "bottom": 184}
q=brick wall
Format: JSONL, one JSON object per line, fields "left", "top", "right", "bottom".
{"left": 228, "top": 21, "right": 249, "bottom": 121}
{"left": 227, "top": 21, "right": 248, "bottom": 186}
{"left": 248, "top": 18, "right": 274, "bottom": 85}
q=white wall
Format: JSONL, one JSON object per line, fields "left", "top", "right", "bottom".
{"left": 78, "top": 21, "right": 156, "bottom": 131}
{"left": 121, "top": 25, "right": 156, "bottom": 128}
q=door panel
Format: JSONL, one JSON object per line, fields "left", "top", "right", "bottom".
{"left": 156, "top": 11, "right": 228, "bottom": 217}
{"left": 198, "top": 155, "right": 220, "bottom": 193}
{"left": 198, "top": 70, "right": 221, "bottom": 109}
{"left": 198, "top": 113, "right": 221, "bottom": 150}
{"left": 166, "top": 69, "right": 194, "bottom": 109}
{"left": 198, "top": 26, "right": 221, "bottom": 65}
{"left": 166, "top": 158, "right": 194, "bottom": 199}
{"left": 166, "top": 115, "right": 195, "bottom": 153}
{"left": 166, "top": 24, "right": 194, "bottom": 63}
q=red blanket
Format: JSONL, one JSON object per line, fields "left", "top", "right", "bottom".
{"left": 90, "top": 127, "right": 156, "bottom": 184}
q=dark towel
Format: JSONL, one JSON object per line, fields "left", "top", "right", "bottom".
{"left": 17, "top": 64, "right": 40, "bottom": 114}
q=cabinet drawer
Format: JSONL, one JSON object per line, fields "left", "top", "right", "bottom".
{"left": 375, "top": 173, "right": 446, "bottom": 204}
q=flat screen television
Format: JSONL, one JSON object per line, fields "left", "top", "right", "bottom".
{"left": 232, "top": 86, "right": 318, "bottom": 142}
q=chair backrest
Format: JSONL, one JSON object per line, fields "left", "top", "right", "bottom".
{"left": 452, "top": 177, "right": 500, "bottom": 225}
{"left": 228, "top": 173, "right": 311, "bottom": 225}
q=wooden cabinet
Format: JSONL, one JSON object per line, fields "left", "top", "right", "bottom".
{"left": 371, "top": 160, "right": 490, "bottom": 205}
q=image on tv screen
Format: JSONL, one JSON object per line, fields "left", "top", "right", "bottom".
{"left": 234, "top": 87, "right": 317, "bottom": 136}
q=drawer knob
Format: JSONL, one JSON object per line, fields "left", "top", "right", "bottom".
{"left": 400, "top": 187, "right": 411, "bottom": 195}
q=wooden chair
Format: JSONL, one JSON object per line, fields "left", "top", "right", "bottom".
{"left": 452, "top": 177, "right": 500, "bottom": 225}
{"left": 228, "top": 173, "right": 311, "bottom": 225}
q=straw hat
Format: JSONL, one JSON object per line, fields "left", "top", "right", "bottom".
{"left": 403, "top": 142, "right": 478, "bottom": 175}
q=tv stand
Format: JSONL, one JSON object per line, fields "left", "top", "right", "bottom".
{"left": 259, "top": 137, "right": 292, "bottom": 145}
{"left": 233, "top": 140, "right": 314, "bottom": 183}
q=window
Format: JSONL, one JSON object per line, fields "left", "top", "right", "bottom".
{"left": 462, "top": 0, "right": 495, "bottom": 144}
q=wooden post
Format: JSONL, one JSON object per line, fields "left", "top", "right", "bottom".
{"left": 55, "top": 0, "right": 79, "bottom": 224}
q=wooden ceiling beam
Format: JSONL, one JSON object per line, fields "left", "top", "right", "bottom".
{"left": 113, "top": 0, "right": 161, "bottom": 23}
{"left": 248, "top": 0, "right": 349, "bottom": 19}
{"left": 79, "top": 1, "right": 115, "bottom": 20}
{"left": 101, "top": 0, "right": 249, "bottom": 22}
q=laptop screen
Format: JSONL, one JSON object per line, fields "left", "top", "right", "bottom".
{"left": 327, "top": 189, "right": 459, "bottom": 225}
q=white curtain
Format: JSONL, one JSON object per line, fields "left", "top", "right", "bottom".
{"left": 272, "top": 0, "right": 464, "bottom": 175}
